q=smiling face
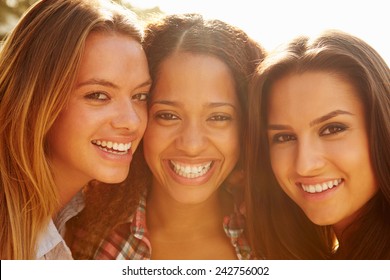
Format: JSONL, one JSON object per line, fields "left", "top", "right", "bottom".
{"left": 143, "top": 52, "right": 240, "bottom": 205}
{"left": 267, "top": 71, "right": 378, "bottom": 233}
{"left": 47, "top": 32, "right": 151, "bottom": 201}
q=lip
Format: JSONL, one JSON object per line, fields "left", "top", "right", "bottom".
{"left": 164, "top": 159, "right": 216, "bottom": 186}
{"left": 92, "top": 140, "right": 132, "bottom": 153}
{"left": 170, "top": 160, "right": 213, "bottom": 176}
{"left": 295, "top": 178, "right": 344, "bottom": 196}
{"left": 92, "top": 137, "right": 137, "bottom": 164}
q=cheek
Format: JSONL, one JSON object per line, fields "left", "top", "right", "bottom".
{"left": 269, "top": 147, "right": 298, "bottom": 197}
{"left": 47, "top": 117, "right": 79, "bottom": 162}
{"left": 269, "top": 147, "right": 290, "bottom": 180}
{"left": 143, "top": 124, "right": 168, "bottom": 163}
{"left": 143, "top": 121, "right": 170, "bottom": 145}
{"left": 48, "top": 111, "right": 77, "bottom": 143}
{"left": 136, "top": 108, "right": 148, "bottom": 136}
{"left": 220, "top": 127, "right": 240, "bottom": 162}
{"left": 325, "top": 134, "right": 371, "bottom": 169}
{"left": 226, "top": 140, "right": 240, "bottom": 167}
{"left": 57, "top": 104, "right": 103, "bottom": 132}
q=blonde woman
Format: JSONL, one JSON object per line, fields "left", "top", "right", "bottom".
{"left": 0, "top": 0, "right": 151, "bottom": 259}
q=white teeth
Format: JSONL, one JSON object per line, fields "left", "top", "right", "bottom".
{"left": 91, "top": 140, "right": 132, "bottom": 154}
{"left": 170, "top": 161, "right": 212, "bottom": 179}
{"left": 301, "top": 179, "right": 343, "bottom": 193}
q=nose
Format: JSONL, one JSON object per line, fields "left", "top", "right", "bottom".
{"left": 175, "top": 120, "right": 208, "bottom": 156}
{"left": 111, "top": 100, "right": 142, "bottom": 132}
{"left": 295, "top": 138, "right": 325, "bottom": 176}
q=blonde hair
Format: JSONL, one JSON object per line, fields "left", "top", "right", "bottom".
{"left": 0, "top": 0, "right": 143, "bottom": 259}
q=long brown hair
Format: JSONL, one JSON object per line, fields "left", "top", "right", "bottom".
{"left": 246, "top": 30, "right": 390, "bottom": 259}
{"left": 0, "top": 0, "right": 143, "bottom": 259}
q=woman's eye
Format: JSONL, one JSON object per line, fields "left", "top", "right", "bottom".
{"left": 272, "top": 133, "right": 296, "bottom": 143}
{"left": 208, "top": 114, "right": 232, "bottom": 121}
{"left": 156, "top": 112, "right": 179, "bottom": 120}
{"left": 132, "top": 92, "right": 149, "bottom": 102}
{"left": 85, "top": 92, "right": 109, "bottom": 101}
{"left": 320, "top": 124, "right": 348, "bottom": 136}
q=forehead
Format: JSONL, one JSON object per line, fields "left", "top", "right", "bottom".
{"left": 267, "top": 71, "right": 364, "bottom": 121}
{"left": 151, "top": 52, "right": 238, "bottom": 103}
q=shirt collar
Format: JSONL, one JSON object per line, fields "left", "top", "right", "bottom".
{"left": 35, "top": 190, "right": 85, "bottom": 259}
{"left": 35, "top": 219, "right": 64, "bottom": 259}
{"left": 130, "top": 190, "right": 152, "bottom": 250}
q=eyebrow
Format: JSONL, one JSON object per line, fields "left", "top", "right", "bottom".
{"left": 76, "top": 78, "right": 152, "bottom": 90}
{"left": 268, "top": 110, "right": 354, "bottom": 130}
{"left": 150, "top": 100, "right": 237, "bottom": 110}
{"left": 76, "top": 78, "right": 119, "bottom": 89}
{"left": 136, "top": 79, "right": 153, "bottom": 89}
{"left": 309, "top": 110, "right": 354, "bottom": 127}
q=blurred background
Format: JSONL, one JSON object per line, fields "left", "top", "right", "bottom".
{"left": 1, "top": 0, "right": 389, "bottom": 63}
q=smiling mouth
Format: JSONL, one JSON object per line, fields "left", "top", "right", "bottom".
{"left": 170, "top": 160, "right": 213, "bottom": 179}
{"left": 300, "top": 179, "right": 343, "bottom": 193}
{"left": 91, "top": 140, "right": 132, "bottom": 155}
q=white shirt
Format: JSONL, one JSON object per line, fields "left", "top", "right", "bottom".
{"left": 35, "top": 191, "right": 85, "bottom": 260}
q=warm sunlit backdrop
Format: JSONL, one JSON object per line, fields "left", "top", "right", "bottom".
{"left": 127, "top": 0, "right": 389, "bottom": 64}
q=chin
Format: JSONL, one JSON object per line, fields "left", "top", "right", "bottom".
{"left": 173, "top": 191, "right": 212, "bottom": 205}
{"left": 98, "top": 172, "right": 129, "bottom": 184}
{"left": 305, "top": 213, "right": 335, "bottom": 226}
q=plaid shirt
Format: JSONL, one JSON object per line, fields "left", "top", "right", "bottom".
{"left": 94, "top": 191, "right": 253, "bottom": 260}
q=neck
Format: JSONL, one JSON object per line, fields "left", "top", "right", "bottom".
{"left": 332, "top": 208, "right": 364, "bottom": 242}
{"left": 51, "top": 166, "right": 88, "bottom": 214}
{"left": 146, "top": 187, "right": 229, "bottom": 239}
{"left": 146, "top": 183, "right": 238, "bottom": 260}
